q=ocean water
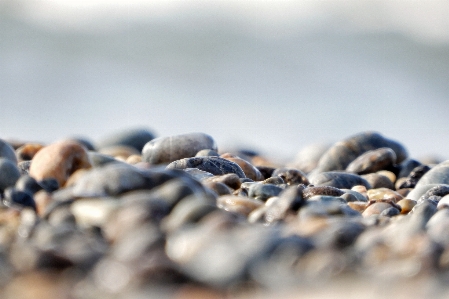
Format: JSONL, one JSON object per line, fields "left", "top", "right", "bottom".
{"left": 1, "top": 1, "right": 449, "bottom": 161}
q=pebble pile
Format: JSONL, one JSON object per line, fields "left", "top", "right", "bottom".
{"left": 1, "top": 129, "right": 449, "bottom": 298}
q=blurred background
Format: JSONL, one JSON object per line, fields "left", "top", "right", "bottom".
{"left": 1, "top": 0, "right": 449, "bottom": 161}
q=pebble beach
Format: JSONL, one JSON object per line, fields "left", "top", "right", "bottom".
{"left": 2, "top": 129, "right": 449, "bottom": 298}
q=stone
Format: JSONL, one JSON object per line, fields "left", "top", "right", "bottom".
{"left": 0, "top": 158, "right": 21, "bottom": 192}
{"left": 203, "top": 173, "right": 241, "bottom": 190}
{"left": 399, "top": 165, "right": 431, "bottom": 189}
{"left": 377, "top": 170, "right": 396, "bottom": 184}
{"left": 183, "top": 168, "right": 214, "bottom": 181}
{"left": 166, "top": 156, "right": 246, "bottom": 178}
{"left": 314, "top": 132, "right": 407, "bottom": 173}
{"left": 256, "top": 166, "right": 276, "bottom": 180}
{"left": 302, "top": 186, "right": 344, "bottom": 199}
{"left": 248, "top": 183, "right": 283, "bottom": 201}
{"left": 3, "top": 188, "right": 36, "bottom": 211}
{"left": 195, "top": 149, "right": 219, "bottom": 157}
{"left": 346, "top": 147, "right": 396, "bottom": 174}
{"left": 272, "top": 167, "right": 309, "bottom": 185}
{"left": 361, "top": 173, "right": 395, "bottom": 189}
{"left": 97, "top": 127, "right": 156, "bottom": 152}
{"left": 0, "top": 139, "right": 18, "bottom": 164}
{"left": 398, "top": 158, "right": 422, "bottom": 178}
{"left": 362, "top": 202, "right": 400, "bottom": 217}
{"left": 98, "top": 145, "right": 140, "bottom": 160}
{"left": 204, "top": 181, "right": 233, "bottom": 196}
{"left": 407, "top": 184, "right": 449, "bottom": 202}
{"left": 309, "top": 171, "right": 371, "bottom": 189}
{"left": 142, "top": 132, "right": 217, "bottom": 165}
{"left": 438, "top": 195, "right": 449, "bottom": 209}
{"left": 415, "top": 161, "right": 449, "bottom": 188}
{"left": 366, "top": 188, "right": 403, "bottom": 203}
{"left": 15, "top": 175, "right": 43, "bottom": 194}
{"left": 397, "top": 199, "right": 417, "bottom": 214}
{"left": 15, "top": 143, "right": 44, "bottom": 162}
{"left": 29, "top": 140, "right": 92, "bottom": 187}
{"left": 220, "top": 153, "right": 264, "bottom": 181}
{"left": 217, "top": 195, "right": 263, "bottom": 216}
{"left": 418, "top": 185, "right": 449, "bottom": 204}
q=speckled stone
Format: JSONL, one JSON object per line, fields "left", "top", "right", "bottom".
{"left": 314, "top": 132, "right": 407, "bottom": 173}
{"left": 346, "top": 147, "right": 396, "bottom": 174}
{"left": 142, "top": 132, "right": 217, "bottom": 165}
{"left": 0, "top": 139, "right": 18, "bottom": 164}
{"left": 302, "top": 186, "right": 344, "bottom": 199}
{"left": 399, "top": 165, "right": 431, "bottom": 189}
{"left": 0, "top": 158, "right": 21, "bottom": 192}
{"left": 97, "top": 127, "right": 156, "bottom": 152}
{"left": 415, "top": 160, "right": 449, "bottom": 188}
{"left": 309, "top": 171, "right": 371, "bottom": 189}
{"left": 166, "top": 156, "right": 246, "bottom": 178}
{"left": 407, "top": 184, "right": 449, "bottom": 202}
{"left": 29, "top": 140, "right": 92, "bottom": 187}
{"left": 220, "top": 153, "right": 264, "bottom": 181}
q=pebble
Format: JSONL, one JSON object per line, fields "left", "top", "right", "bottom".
{"left": 346, "top": 147, "right": 397, "bottom": 174}
{"left": 142, "top": 132, "right": 217, "bottom": 165}
{"left": 415, "top": 160, "right": 449, "bottom": 188}
{"left": 0, "top": 139, "right": 18, "bottom": 164}
{"left": 15, "top": 143, "right": 44, "bottom": 162}
{"left": 220, "top": 153, "right": 264, "bottom": 181}
{"left": 309, "top": 171, "right": 372, "bottom": 189}
{"left": 29, "top": 140, "right": 92, "bottom": 187}
{"left": 0, "top": 158, "right": 21, "bottom": 192}
{"left": 399, "top": 165, "right": 431, "bottom": 188}
{"left": 293, "top": 142, "right": 331, "bottom": 173}
{"left": 314, "top": 132, "right": 408, "bottom": 173}
{"left": 5, "top": 129, "right": 449, "bottom": 298}
{"left": 166, "top": 156, "right": 246, "bottom": 178}
{"left": 97, "top": 127, "right": 156, "bottom": 152}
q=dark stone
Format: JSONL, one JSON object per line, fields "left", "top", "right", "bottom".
{"left": 3, "top": 187, "right": 36, "bottom": 211}
{"left": 398, "top": 159, "right": 422, "bottom": 178}
{"left": 0, "top": 139, "right": 17, "bottom": 164}
{"left": 0, "top": 158, "right": 21, "bottom": 192}
{"left": 302, "top": 185, "right": 344, "bottom": 199}
{"left": 18, "top": 160, "right": 32, "bottom": 175}
{"left": 166, "top": 156, "right": 246, "bottom": 178}
{"left": 15, "top": 175, "right": 43, "bottom": 194}
{"left": 38, "top": 178, "right": 60, "bottom": 193}
{"left": 415, "top": 161, "right": 449, "bottom": 188}
{"left": 399, "top": 165, "right": 431, "bottom": 188}
{"left": 248, "top": 183, "right": 283, "bottom": 201}
{"left": 272, "top": 167, "right": 309, "bottom": 185}
{"left": 256, "top": 166, "right": 276, "bottom": 180}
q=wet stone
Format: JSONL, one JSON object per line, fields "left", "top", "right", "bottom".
{"left": 309, "top": 171, "right": 371, "bottom": 189}
{"left": 97, "top": 127, "right": 156, "bottom": 152}
{"left": 166, "top": 156, "right": 246, "bottom": 178}
{"left": 29, "top": 140, "right": 92, "bottom": 187}
{"left": 346, "top": 147, "right": 396, "bottom": 175}
{"left": 142, "top": 132, "right": 217, "bottom": 165}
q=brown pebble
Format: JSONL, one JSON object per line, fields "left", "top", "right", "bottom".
{"left": 204, "top": 181, "right": 233, "bottom": 196}
{"left": 396, "top": 198, "right": 417, "bottom": 214}
{"left": 204, "top": 173, "right": 242, "bottom": 190}
{"left": 220, "top": 153, "right": 264, "bottom": 181}
{"left": 15, "top": 143, "right": 45, "bottom": 162}
{"left": 347, "top": 201, "right": 368, "bottom": 213}
{"left": 377, "top": 170, "right": 396, "bottom": 183}
{"left": 29, "top": 140, "right": 92, "bottom": 187}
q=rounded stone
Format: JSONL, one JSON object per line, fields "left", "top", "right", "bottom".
{"left": 3, "top": 188, "right": 36, "bottom": 211}
{"left": 15, "top": 175, "right": 43, "bottom": 195}
{"left": 366, "top": 188, "right": 403, "bottom": 203}
{"left": 142, "top": 132, "right": 217, "bottom": 165}
{"left": 97, "top": 127, "right": 156, "bottom": 152}
{"left": 362, "top": 202, "right": 400, "bottom": 217}
{"left": 399, "top": 165, "right": 431, "bottom": 189}
{"left": 29, "top": 140, "right": 92, "bottom": 187}
{"left": 361, "top": 173, "right": 394, "bottom": 189}
{"left": 398, "top": 159, "right": 422, "bottom": 178}
{"left": 0, "top": 139, "right": 18, "bottom": 164}
{"left": 407, "top": 184, "right": 449, "bottom": 202}
{"left": 195, "top": 149, "right": 220, "bottom": 157}
{"left": 415, "top": 160, "right": 449, "bottom": 188}
{"left": 248, "top": 183, "right": 283, "bottom": 201}
{"left": 346, "top": 147, "right": 396, "bottom": 174}
{"left": 220, "top": 153, "right": 264, "bottom": 181}
{"left": 302, "top": 186, "right": 344, "bottom": 199}
{"left": 309, "top": 171, "right": 371, "bottom": 189}
{"left": 0, "top": 158, "right": 21, "bottom": 192}
{"left": 314, "top": 132, "right": 407, "bottom": 173}
{"left": 203, "top": 173, "right": 241, "bottom": 190}
{"left": 166, "top": 156, "right": 246, "bottom": 178}
{"left": 98, "top": 145, "right": 140, "bottom": 159}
